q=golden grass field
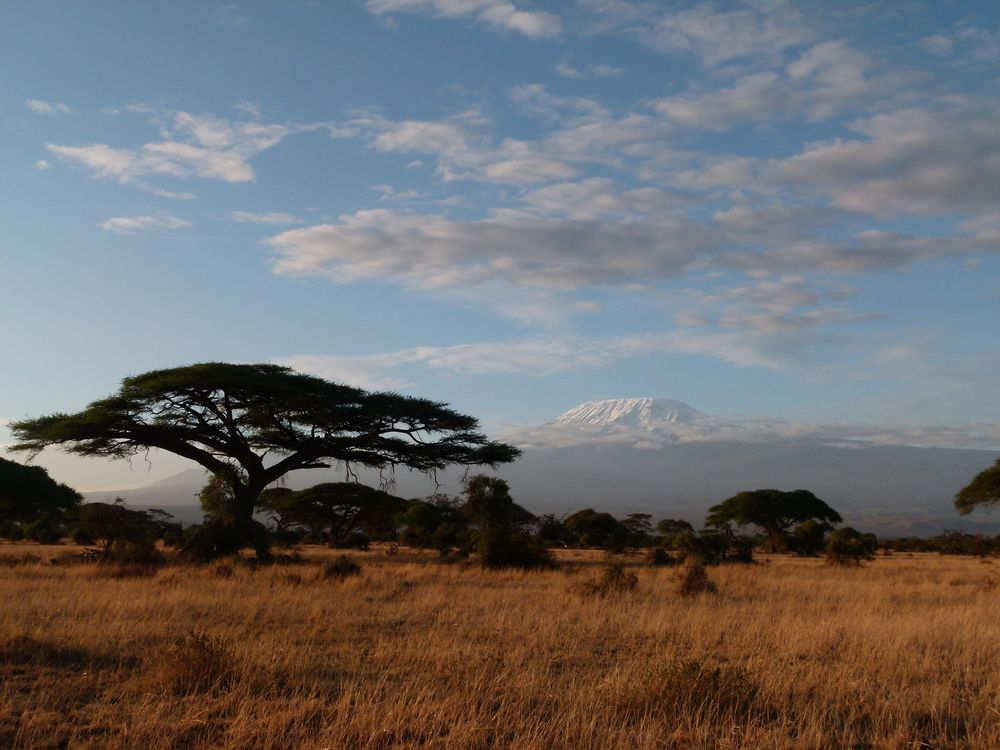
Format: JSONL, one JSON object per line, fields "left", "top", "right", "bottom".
{"left": 2, "top": 543, "right": 999, "bottom": 749}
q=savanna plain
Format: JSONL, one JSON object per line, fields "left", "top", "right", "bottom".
{"left": 2, "top": 545, "right": 999, "bottom": 750}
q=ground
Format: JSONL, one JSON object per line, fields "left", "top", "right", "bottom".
{"left": 1, "top": 543, "right": 999, "bottom": 749}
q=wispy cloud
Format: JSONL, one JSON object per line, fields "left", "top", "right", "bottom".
{"left": 366, "top": 0, "right": 561, "bottom": 39}
{"left": 98, "top": 213, "right": 192, "bottom": 234}
{"left": 47, "top": 109, "right": 296, "bottom": 187}
{"left": 232, "top": 210, "right": 303, "bottom": 225}
{"left": 26, "top": 99, "right": 70, "bottom": 115}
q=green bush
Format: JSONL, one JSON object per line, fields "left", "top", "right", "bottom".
{"left": 826, "top": 527, "right": 877, "bottom": 566}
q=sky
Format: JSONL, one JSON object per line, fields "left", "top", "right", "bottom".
{"left": 1, "top": 0, "right": 998, "bottom": 491}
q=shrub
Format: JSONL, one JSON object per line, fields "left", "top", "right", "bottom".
{"left": 646, "top": 546, "right": 677, "bottom": 567}
{"left": 147, "top": 632, "right": 239, "bottom": 694}
{"left": 24, "top": 518, "right": 61, "bottom": 544}
{"left": 8, "top": 524, "right": 24, "bottom": 541}
{"left": 323, "top": 555, "right": 361, "bottom": 580}
{"left": 826, "top": 527, "right": 877, "bottom": 566}
{"left": 578, "top": 563, "right": 638, "bottom": 597}
{"left": 674, "top": 556, "right": 717, "bottom": 596}
{"left": 69, "top": 527, "right": 95, "bottom": 546}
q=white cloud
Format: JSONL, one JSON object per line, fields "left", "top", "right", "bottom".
{"left": 366, "top": 0, "right": 560, "bottom": 39}
{"left": 47, "top": 110, "right": 295, "bottom": 187}
{"left": 578, "top": 0, "right": 813, "bottom": 67}
{"left": 554, "top": 62, "right": 585, "bottom": 80}
{"left": 589, "top": 63, "right": 623, "bottom": 78}
{"left": 98, "top": 213, "right": 192, "bottom": 234}
{"left": 553, "top": 62, "right": 622, "bottom": 79}
{"left": 35, "top": 160, "right": 51, "bottom": 170}
{"left": 266, "top": 208, "right": 713, "bottom": 291}
{"left": 232, "top": 210, "right": 303, "bottom": 225}
{"left": 26, "top": 99, "right": 70, "bottom": 115}
{"left": 780, "top": 106, "right": 1000, "bottom": 216}
{"left": 654, "top": 42, "right": 897, "bottom": 128}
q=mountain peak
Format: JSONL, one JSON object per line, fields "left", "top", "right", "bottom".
{"left": 553, "top": 398, "right": 704, "bottom": 428}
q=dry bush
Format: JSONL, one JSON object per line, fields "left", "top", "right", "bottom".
{"left": 146, "top": 632, "right": 239, "bottom": 694}
{"left": 674, "top": 556, "right": 717, "bottom": 595}
{"left": 646, "top": 546, "right": 677, "bottom": 567}
{"left": 577, "top": 563, "right": 638, "bottom": 597}
{"left": 323, "top": 554, "right": 361, "bottom": 580}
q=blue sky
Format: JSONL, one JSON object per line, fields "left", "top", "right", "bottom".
{"left": 1, "top": 0, "right": 999, "bottom": 489}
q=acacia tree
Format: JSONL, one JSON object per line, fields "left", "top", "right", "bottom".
{"left": 10, "top": 363, "right": 520, "bottom": 558}
{"left": 706, "top": 488, "right": 842, "bottom": 553}
{"left": 955, "top": 458, "right": 1000, "bottom": 515}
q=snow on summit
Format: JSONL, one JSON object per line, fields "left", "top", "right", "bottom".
{"left": 553, "top": 398, "right": 704, "bottom": 428}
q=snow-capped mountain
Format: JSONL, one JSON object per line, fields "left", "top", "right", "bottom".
{"left": 553, "top": 398, "right": 705, "bottom": 428}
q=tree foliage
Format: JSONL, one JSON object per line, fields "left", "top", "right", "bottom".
{"left": 10, "top": 363, "right": 519, "bottom": 558}
{"left": 825, "top": 527, "right": 877, "bottom": 566}
{"left": 0, "top": 456, "right": 81, "bottom": 525}
{"left": 78, "top": 501, "right": 163, "bottom": 562}
{"left": 462, "top": 475, "right": 548, "bottom": 569}
{"left": 262, "top": 482, "right": 404, "bottom": 548}
{"left": 707, "top": 489, "right": 842, "bottom": 552}
{"left": 955, "top": 458, "right": 1000, "bottom": 515}
{"left": 562, "top": 509, "right": 628, "bottom": 550}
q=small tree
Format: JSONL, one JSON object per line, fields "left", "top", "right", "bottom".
{"left": 825, "top": 527, "right": 877, "bottom": 566}
{"left": 263, "top": 482, "right": 404, "bottom": 548}
{"left": 395, "top": 495, "right": 468, "bottom": 554}
{"left": 78, "top": 501, "right": 158, "bottom": 562}
{"left": 707, "top": 489, "right": 842, "bottom": 553}
{"left": 789, "top": 519, "right": 834, "bottom": 557}
{"left": 955, "top": 458, "right": 1000, "bottom": 515}
{"left": 462, "top": 476, "right": 548, "bottom": 569}
{"left": 563, "top": 509, "right": 629, "bottom": 550}
{"left": 622, "top": 513, "right": 654, "bottom": 547}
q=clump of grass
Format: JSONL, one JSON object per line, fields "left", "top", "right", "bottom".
{"left": 674, "top": 556, "right": 716, "bottom": 596}
{"left": 577, "top": 563, "right": 638, "bottom": 597}
{"left": 646, "top": 546, "right": 677, "bottom": 567}
{"left": 0, "top": 553, "right": 42, "bottom": 567}
{"left": 632, "top": 657, "right": 760, "bottom": 720}
{"left": 146, "top": 632, "right": 239, "bottom": 694}
{"left": 323, "top": 555, "right": 361, "bottom": 580}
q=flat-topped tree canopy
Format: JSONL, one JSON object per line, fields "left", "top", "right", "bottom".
{"left": 10, "top": 363, "right": 520, "bottom": 533}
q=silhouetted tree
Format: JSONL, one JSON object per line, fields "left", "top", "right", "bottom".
{"left": 563, "top": 509, "right": 629, "bottom": 550}
{"left": 462, "top": 476, "right": 548, "bottom": 569}
{"left": 955, "top": 457, "right": 1000, "bottom": 515}
{"left": 395, "top": 495, "right": 467, "bottom": 554}
{"left": 789, "top": 519, "right": 835, "bottom": 557}
{"left": 622, "top": 512, "right": 653, "bottom": 547}
{"left": 10, "top": 363, "right": 519, "bottom": 559}
{"left": 707, "top": 489, "right": 842, "bottom": 552}
{"left": 0, "top": 456, "right": 81, "bottom": 527}
{"left": 263, "top": 482, "right": 404, "bottom": 548}
{"left": 78, "top": 500, "right": 158, "bottom": 562}
{"left": 825, "top": 527, "right": 877, "bottom": 565}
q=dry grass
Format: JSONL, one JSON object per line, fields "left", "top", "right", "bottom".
{"left": 1, "top": 543, "right": 999, "bottom": 749}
